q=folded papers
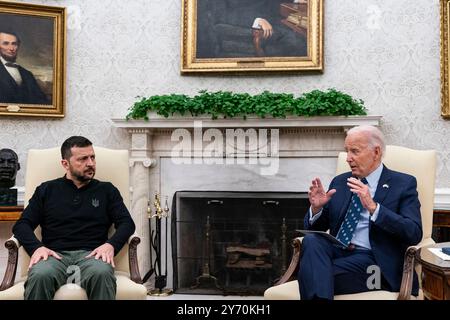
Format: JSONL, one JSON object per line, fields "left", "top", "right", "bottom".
{"left": 428, "top": 247, "right": 450, "bottom": 261}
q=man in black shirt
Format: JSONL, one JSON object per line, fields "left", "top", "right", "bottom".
{"left": 13, "top": 136, "right": 135, "bottom": 300}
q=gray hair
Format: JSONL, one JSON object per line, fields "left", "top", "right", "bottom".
{"left": 347, "top": 125, "right": 386, "bottom": 156}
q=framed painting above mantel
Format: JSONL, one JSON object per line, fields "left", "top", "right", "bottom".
{"left": 0, "top": 1, "right": 66, "bottom": 118}
{"left": 441, "top": 0, "right": 450, "bottom": 118}
{"left": 181, "top": 0, "right": 323, "bottom": 73}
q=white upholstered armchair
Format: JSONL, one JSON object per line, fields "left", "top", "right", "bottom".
{"left": 0, "top": 147, "right": 147, "bottom": 299}
{"left": 264, "top": 145, "right": 436, "bottom": 300}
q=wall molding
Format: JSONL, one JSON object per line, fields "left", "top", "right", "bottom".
{"left": 15, "top": 187, "right": 24, "bottom": 205}
{"left": 15, "top": 187, "right": 450, "bottom": 210}
{"left": 434, "top": 188, "right": 450, "bottom": 210}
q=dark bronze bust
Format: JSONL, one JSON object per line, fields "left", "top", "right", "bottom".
{"left": 0, "top": 148, "right": 20, "bottom": 205}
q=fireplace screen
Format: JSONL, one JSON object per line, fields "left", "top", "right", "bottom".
{"left": 172, "top": 191, "right": 308, "bottom": 295}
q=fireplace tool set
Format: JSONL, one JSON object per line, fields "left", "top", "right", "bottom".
{"left": 143, "top": 193, "right": 173, "bottom": 296}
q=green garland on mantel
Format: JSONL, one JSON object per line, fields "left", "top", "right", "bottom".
{"left": 126, "top": 89, "right": 367, "bottom": 120}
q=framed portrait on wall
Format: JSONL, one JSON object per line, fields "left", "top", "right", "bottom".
{"left": 0, "top": 1, "right": 66, "bottom": 118}
{"left": 441, "top": 0, "right": 450, "bottom": 119}
{"left": 181, "top": 0, "right": 323, "bottom": 73}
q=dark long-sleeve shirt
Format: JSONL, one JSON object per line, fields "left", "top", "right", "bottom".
{"left": 13, "top": 176, "right": 135, "bottom": 257}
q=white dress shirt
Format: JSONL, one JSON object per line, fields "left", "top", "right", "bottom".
{"left": 1, "top": 56, "right": 22, "bottom": 85}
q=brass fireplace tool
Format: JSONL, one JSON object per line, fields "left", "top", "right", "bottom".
{"left": 191, "top": 215, "right": 222, "bottom": 290}
{"left": 145, "top": 193, "right": 173, "bottom": 296}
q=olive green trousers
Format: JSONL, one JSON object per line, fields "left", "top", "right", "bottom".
{"left": 24, "top": 250, "right": 116, "bottom": 300}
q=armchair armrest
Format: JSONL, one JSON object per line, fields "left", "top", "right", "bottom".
{"left": 397, "top": 238, "right": 435, "bottom": 300}
{"left": 0, "top": 236, "right": 20, "bottom": 291}
{"left": 127, "top": 234, "right": 143, "bottom": 284}
{"left": 397, "top": 246, "right": 418, "bottom": 300}
{"left": 274, "top": 237, "right": 303, "bottom": 286}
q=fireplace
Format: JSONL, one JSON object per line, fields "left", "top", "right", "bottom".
{"left": 171, "top": 191, "right": 309, "bottom": 295}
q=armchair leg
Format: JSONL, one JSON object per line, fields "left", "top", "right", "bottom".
{"left": 128, "top": 236, "right": 143, "bottom": 284}
{"left": 0, "top": 240, "right": 19, "bottom": 291}
{"left": 275, "top": 237, "right": 302, "bottom": 286}
{"left": 397, "top": 246, "right": 417, "bottom": 300}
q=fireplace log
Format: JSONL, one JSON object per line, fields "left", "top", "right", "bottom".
{"left": 226, "top": 260, "right": 273, "bottom": 269}
{"left": 226, "top": 246, "right": 270, "bottom": 256}
{"left": 225, "top": 245, "right": 271, "bottom": 269}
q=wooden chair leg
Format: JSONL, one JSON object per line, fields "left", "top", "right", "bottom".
{"left": 128, "top": 235, "right": 143, "bottom": 284}
{"left": 275, "top": 237, "right": 302, "bottom": 286}
{"left": 0, "top": 239, "right": 19, "bottom": 291}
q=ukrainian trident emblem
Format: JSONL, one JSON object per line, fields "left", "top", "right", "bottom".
{"left": 92, "top": 198, "right": 99, "bottom": 208}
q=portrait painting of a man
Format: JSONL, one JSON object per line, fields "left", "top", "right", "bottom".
{"left": 0, "top": 14, "right": 53, "bottom": 105}
{"left": 196, "top": 0, "right": 308, "bottom": 59}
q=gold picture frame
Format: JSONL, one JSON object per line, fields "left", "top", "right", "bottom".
{"left": 0, "top": 1, "right": 66, "bottom": 118}
{"left": 441, "top": 0, "right": 450, "bottom": 118}
{"left": 181, "top": 0, "right": 323, "bottom": 73}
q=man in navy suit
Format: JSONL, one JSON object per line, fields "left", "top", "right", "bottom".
{"left": 0, "top": 30, "right": 49, "bottom": 105}
{"left": 298, "top": 125, "right": 422, "bottom": 299}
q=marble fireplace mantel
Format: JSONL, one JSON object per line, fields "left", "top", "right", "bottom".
{"left": 111, "top": 115, "right": 382, "bottom": 285}
{"left": 112, "top": 115, "right": 382, "bottom": 130}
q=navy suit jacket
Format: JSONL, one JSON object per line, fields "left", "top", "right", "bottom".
{"left": 0, "top": 63, "right": 49, "bottom": 104}
{"left": 304, "top": 165, "right": 423, "bottom": 295}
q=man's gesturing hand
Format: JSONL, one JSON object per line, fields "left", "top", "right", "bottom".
{"left": 85, "top": 243, "right": 115, "bottom": 267}
{"left": 28, "top": 246, "right": 61, "bottom": 270}
{"left": 308, "top": 177, "right": 336, "bottom": 215}
{"left": 347, "top": 177, "right": 377, "bottom": 214}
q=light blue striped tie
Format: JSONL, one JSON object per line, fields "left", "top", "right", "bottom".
{"left": 336, "top": 178, "right": 368, "bottom": 248}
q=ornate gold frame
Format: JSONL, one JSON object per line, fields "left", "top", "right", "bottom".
{"left": 441, "top": 0, "right": 450, "bottom": 118}
{"left": 181, "top": 0, "right": 323, "bottom": 73}
{"left": 0, "top": 2, "right": 66, "bottom": 118}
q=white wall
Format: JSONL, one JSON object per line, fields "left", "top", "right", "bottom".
{"left": 0, "top": 0, "right": 448, "bottom": 277}
{"left": 0, "top": 0, "right": 447, "bottom": 187}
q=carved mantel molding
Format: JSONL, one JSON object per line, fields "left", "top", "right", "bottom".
{"left": 112, "top": 115, "right": 384, "bottom": 190}
{"left": 112, "top": 115, "right": 382, "bottom": 131}
{"left": 130, "top": 158, "right": 155, "bottom": 168}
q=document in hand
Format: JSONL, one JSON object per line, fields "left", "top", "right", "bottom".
{"left": 296, "top": 230, "right": 347, "bottom": 247}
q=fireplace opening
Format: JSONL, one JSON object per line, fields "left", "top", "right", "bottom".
{"left": 171, "top": 191, "right": 309, "bottom": 295}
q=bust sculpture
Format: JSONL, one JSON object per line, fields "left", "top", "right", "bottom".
{"left": 0, "top": 148, "right": 20, "bottom": 205}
